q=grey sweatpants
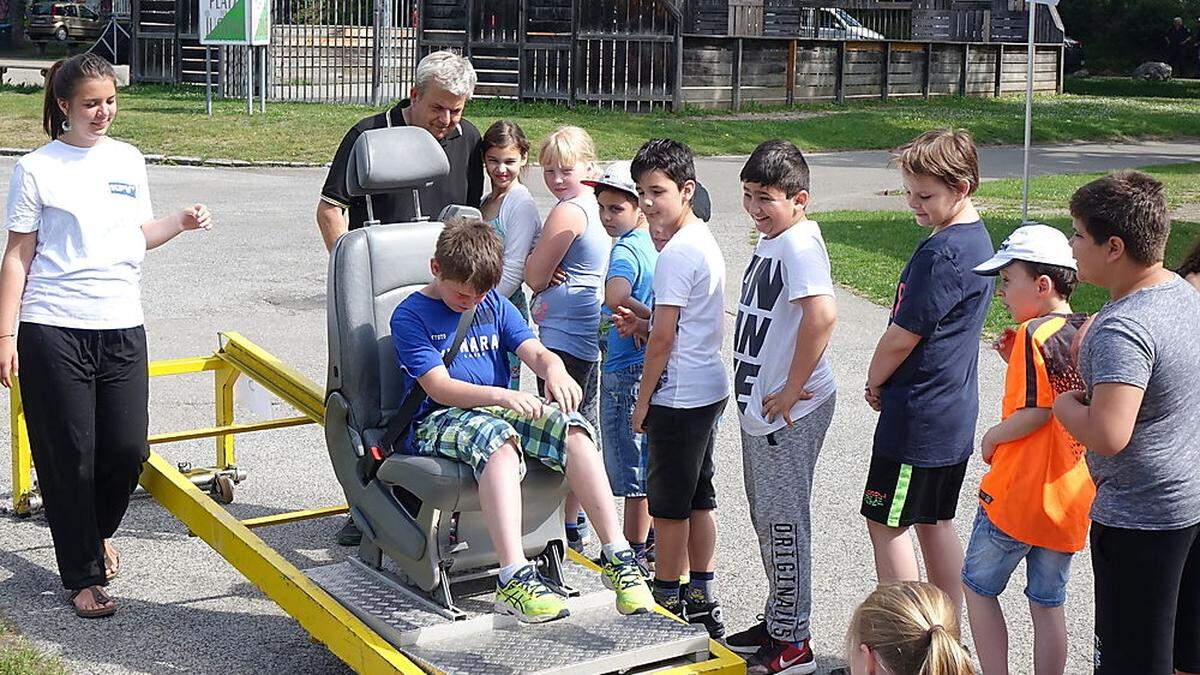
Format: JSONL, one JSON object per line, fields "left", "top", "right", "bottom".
{"left": 740, "top": 393, "right": 835, "bottom": 643}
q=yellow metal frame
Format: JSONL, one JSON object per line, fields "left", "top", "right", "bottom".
{"left": 9, "top": 332, "right": 742, "bottom": 674}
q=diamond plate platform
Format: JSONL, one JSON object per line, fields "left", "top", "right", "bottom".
{"left": 404, "top": 602, "right": 710, "bottom": 675}
{"left": 307, "top": 559, "right": 712, "bottom": 674}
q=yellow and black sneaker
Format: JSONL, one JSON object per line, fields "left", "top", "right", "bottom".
{"left": 601, "top": 549, "right": 655, "bottom": 615}
{"left": 494, "top": 564, "right": 570, "bottom": 623}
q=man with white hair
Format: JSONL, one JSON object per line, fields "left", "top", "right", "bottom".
{"left": 316, "top": 50, "right": 485, "bottom": 251}
{"left": 321, "top": 51, "right": 484, "bottom": 546}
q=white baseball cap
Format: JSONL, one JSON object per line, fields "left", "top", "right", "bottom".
{"left": 584, "top": 161, "right": 713, "bottom": 222}
{"left": 972, "top": 223, "right": 1077, "bottom": 275}
{"left": 583, "top": 161, "right": 638, "bottom": 201}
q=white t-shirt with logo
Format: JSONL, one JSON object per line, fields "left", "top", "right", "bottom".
{"left": 650, "top": 220, "right": 729, "bottom": 408}
{"left": 733, "top": 220, "right": 837, "bottom": 436}
{"left": 4, "top": 139, "right": 151, "bottom": 329}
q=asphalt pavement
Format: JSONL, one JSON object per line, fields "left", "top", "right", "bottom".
{"left": 1, "top": 139, "right": 1197, "bottom": 674}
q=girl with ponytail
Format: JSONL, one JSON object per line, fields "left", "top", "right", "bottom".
{"left": 848, "top": 582, "right": 975, "bottom": 675}
{"left": 2, "top": 53, "right": 214, "bottom": 618}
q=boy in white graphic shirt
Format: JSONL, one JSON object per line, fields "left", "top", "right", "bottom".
{"left": 725, "top": 140, "right": 837, "bottom": 675}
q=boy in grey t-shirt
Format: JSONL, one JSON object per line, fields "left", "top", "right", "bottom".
{"left": 1054, "top": 171, "right": 1200, "bottom": 674}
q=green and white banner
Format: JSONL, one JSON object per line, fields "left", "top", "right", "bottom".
{"left": 200, "top": 0, "right": 270, "bottom": 46}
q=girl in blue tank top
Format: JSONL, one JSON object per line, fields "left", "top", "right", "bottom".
{"left": 525, "top": 126, "right": 610, "bottom": 547}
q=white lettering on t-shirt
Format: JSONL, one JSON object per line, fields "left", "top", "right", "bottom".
{"left": 733, "top": 222, "right": 838, "bottom": 436}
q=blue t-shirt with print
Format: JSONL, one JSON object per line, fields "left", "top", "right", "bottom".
{"left": 872, "top": 220, "right": 994, "bottom": 467}
{"left": 603, "top": 229, "right": 658, "bottom": 373}
{"left": 391, "top": 289, "right": 535, "bottom": 453}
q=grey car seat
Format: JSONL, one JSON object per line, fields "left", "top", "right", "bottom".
{"left": 324, "top": 127, "right": 570, "bottom": 615}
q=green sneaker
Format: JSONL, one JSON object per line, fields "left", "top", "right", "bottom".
{"left": 601, "top": 549, "right": 655, "bottom": 615}
{"left": 494, "top": 565, "right": 570, "bottom": 623}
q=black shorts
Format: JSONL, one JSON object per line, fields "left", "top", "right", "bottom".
{"left": 645, "top": 398, "right": 726, "bottom": 520}
{"left": 1091, "top": 521, "right": 1200, "bottom": 674}
{"left": 860, "top": 455, "right": 967, "bottom": 528}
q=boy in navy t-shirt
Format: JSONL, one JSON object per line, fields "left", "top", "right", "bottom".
{"left": 390, "top": 218, "right": 652, "bottom": 624}
{"left": 862, "top": 129, "right": 994, "bottom": 613}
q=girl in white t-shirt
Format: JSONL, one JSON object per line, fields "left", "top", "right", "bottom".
{"left": 478, "top": 120, "right": 542, "bottom": 389}
{"left": 0, "top": 54, "right": 213, "bottom": 619}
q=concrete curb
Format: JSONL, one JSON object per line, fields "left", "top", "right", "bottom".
{"left": 0, "top": 147, "right": 329, "bottom": 169}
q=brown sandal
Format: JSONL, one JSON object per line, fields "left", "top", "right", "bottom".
{"left": 69, "top": 586, "right": 117, "bottom": 619}
{"left": 104, "top": 542, "right": 121, "bottom": 581}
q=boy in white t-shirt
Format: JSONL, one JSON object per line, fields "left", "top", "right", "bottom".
{"left": 725, "top": 140, "right": 837, "bottom": 675}
{"left": 624, "top": 139, "right": 730, "bottom": 639}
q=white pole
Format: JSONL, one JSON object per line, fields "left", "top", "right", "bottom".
{"left": 1022, "top": 0, "right": 1036, "bottom": 223}
{"left": 246, "top": 46, "right": 254, "bottom": 116}
{"left": 259, "top": 45, "right": 266, "bottom": 113}
{"left": 205, "top": 46, "right": 213, "bottom": 116}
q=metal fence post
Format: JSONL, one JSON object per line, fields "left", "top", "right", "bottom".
{"left": 994, "top": 43, "right": 1003, "bottom": 97}
{"left": 673, "top": 10, "right": 683, "bottom": 111}
{"left": 518, "top": 0, "right": 527, "bottom": 102}
{"left": 569, "top": 0, "right": 579, "bottom": 108}
{"left": 881, "top": 41, "right": 891, "bottom": 100}
{"left": 732, "top": 37, "right": 743, "bottom": 111}
{"left": 371, "top": 0, "right": 383, "bottom": 106}
{"left": 464, "top": 0, "right": 474, "bottom": 58}
{"left": 959, "top": 43, "right": 969, "bottom": 96}
{"left": 130, "top": 0, "right": 140, "bottom": 83}
{"left": 923, "top": 42, "right": 932, "bottom": 99}
{"left": 786, "top": 39, "right": 797, "bottom": 105}
{"left": 835, "top": 41, "right": 846, "bottom": 104}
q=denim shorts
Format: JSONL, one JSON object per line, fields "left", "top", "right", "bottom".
{"left": 600, "top": 363, "right": 648, "bottom": 498}
{"left": 962, "top": 507, "right": 1074, "bottom": 607}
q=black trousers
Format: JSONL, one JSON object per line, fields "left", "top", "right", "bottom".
{"left": 1091, "top": 521, "right": 1200, "bottom": 674}
{"left": 17, "top": 322, "right": 150, "bottom": 590}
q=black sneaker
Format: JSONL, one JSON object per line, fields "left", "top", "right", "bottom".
{"left": 336, "top": 517, "right": 362, "bottom": 547}
{"left": 725, "top": 617, "right": 770, "bottom": 654}
{"left": 565, "top": 526, "right": 584, "bottom": 553}
{"left": 652, "top": 586, "right": 685, "bottom": 619}
{"left": 684, "top": 590, "right": 726, "bottom": 639}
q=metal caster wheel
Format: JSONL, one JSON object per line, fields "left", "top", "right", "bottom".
{"left": 212, "top": 474, "right": 235, "bottom": 504}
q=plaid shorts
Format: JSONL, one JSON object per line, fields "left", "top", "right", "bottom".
{"left": 413, "top": 403, "right": 595, "bottom": 480}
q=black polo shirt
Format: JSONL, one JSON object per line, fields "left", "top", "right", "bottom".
{"left": 320, "top": 100, "right": 484, "bottom": 228}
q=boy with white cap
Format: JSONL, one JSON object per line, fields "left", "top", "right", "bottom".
{"left": 961, "top": 224, "right": 1095, "bottom": 675}
{"left": 583, "top": 161, "right": 658, "bottom": 565}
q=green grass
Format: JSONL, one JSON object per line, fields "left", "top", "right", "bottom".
{"left": 2, "top": 83, "right": 1199, "bottom": 162}
{"left": 1064, "top": 76, "right": 1200, "bottom": 100}
{"left": 819, "top": 162, "right": 1200, "bottom": 337}
{"left": 0, "top": 619, "right": 65, "bottom": 675}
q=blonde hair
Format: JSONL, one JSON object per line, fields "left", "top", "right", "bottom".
{"left": 538, "top": 126, "right": 597, "bottom": 169}
{"left": 890, "top": 128, "right": 980, "bottom": 195}
{"left": 848, "top": 582, "right": 974, "bottom": 675}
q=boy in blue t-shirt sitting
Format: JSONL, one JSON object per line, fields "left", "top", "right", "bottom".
{"left": 389, "top": 218, "right": 653, "bottom": 624}
{"left": 582, "top": 161, "right": 658, "bottom": 566}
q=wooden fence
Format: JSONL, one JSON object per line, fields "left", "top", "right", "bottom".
{"left": 418, "top": 0, "right": 681, "bottom": 111}
{"left": 682, "top": 37, "right": 1062, "bottom": 108}
{"left": 124, "top": 0, "right": 1063, "bottom": 110}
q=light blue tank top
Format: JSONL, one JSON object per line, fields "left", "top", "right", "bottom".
{"left": 531, "top": 194, "right": 609, "bottom": 361}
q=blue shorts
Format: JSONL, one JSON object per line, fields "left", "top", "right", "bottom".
{"left": 600, "top": 363, "right": 648, "bottom": 498}
{"left": 962, "top": 507, "right": 1074, "bottom": 608}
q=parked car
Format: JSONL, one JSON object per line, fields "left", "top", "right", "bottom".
{"left": 800, "top": 7, "right": 886, "bottom": 41}
{"left": 1064, "top": 35, "right": 1084, "bottom": 72}
{"left": 25, "top": 2, "right": 104, "bottom": 45}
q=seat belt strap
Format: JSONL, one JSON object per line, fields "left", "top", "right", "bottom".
{"left": 375, "top": 306, "right": 476, "bottom": 458}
